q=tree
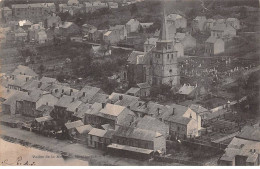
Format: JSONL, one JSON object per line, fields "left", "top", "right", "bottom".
{"left": 130, "top": 4, "right": 138, "bottom": 16}
{"left": 38, "top": 64, "right": 45, "bottom": 75}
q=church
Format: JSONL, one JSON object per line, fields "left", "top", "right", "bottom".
{"left": 126, "top": 10, "right": 180, "bottom": 88}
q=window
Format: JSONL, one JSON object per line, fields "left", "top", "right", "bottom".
{"left": 167, "top": 54, "right": 169, "bottom": 59}
{"left": 169, "top": 69, "right": 172, "bottom": 73}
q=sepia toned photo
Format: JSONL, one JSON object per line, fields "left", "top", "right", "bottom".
{"left": 0, "top": 0, "right": 259, "bottom": 166}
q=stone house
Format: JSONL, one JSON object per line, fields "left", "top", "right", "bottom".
{"left": 126, "top": 19, "right": 140, "bottom": 34}
{"left": 167, "top": 14, "right": 187, "bottom": 29}
{"left": 87, "top": 128, "right": 115, "bottom": 149}
{"left": 205, "top": 36, "right": 225, "bottom": 56}
{"left": 211, "top": 23, "right": 236, "bottom": 39}
{"left": 174, "top": 32, "right": 196, "bottom": 50}
{"left": 112, "top": 126, "right": 166, "bottom": 153}
{"left": 192, "top": 16, "right": 207, "bottom": 32}
{"left": 22, "top": 90, "right": 58, "bottom": 117}
{"left": 226, "top": 18, "right": 240, "bottom": 30}
{"left": 64, "top": 120, "right": 84, "bottom": 138}
{"left": 28, "top": 23, "right": 45, "bottom": 42}
{"left": 75, "top": 124, "right": 93, "bottom": 144}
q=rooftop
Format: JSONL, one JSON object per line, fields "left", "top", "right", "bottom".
{"left": 65, "top": 120, "right": 84, "bottom": 130}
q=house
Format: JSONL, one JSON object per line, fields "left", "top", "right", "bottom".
{"left": 76, "top": 85, "right": 103, "bottom": 103}
{"left": 37, "top": 30, "right": 47, "bottom": 44}
{"left": 109, "top": 92, "right": 140, "bottom": 107}
{"left": 88, "top": 128, "right": 111, "bottom": 149}
{"left": 211, "top": 23, "right": 236, "bottom": 39}
{"left": 125, "top": 87, "right": 141, "bottom": 97}
{"left": 12, "top": 65, "right": 38, "bottom": 78}
{"left": 126, "top": 51, "right": 148, "bottom": 85}
{"left": 1, "top": 90, "right": 29, "bottom": 115}
{"left": 46, "top": 13, "right": 61, "bottom": 28}
{"left": 204, "top": 19, "right": 216, "bottom": 31}
{"left": 126, "top": 19, "right": 140, "bottom": 34}
{"left": 174, "top": 32, "right": 196, "bottom": 50}
{"left": 177, "top": 83, "right": 197, "bottom": 99}
{"left": 192, "top": 16, "right": 207, "bottom": 32}
{"left": 18, "top": 20, "right": 33, "bottom": 30}
{"left": 136, "top": 82, "right": 151, "bottom": 97}
{"left": 31, "top": 115, "right": 53, "bottom": 133}
{"left": 90, "top": 45, "right": 111, "bottom": 57}
{"left": 84, "top": 102, "right": 103, "bottom": 125}
{"left": 7, "top": 74, "right": 34, "bottom": 91}
{"left": 75, "top": 124, "right": 93, "bottom": 144}
{"left": 134, "top": 115, "right": 169, "bottom": 138}
{"left": 205, "top": 36, "right": 225, "bottom": 56}
{"left": 104, "top": 25, "right": 127, "bottom": 44}
{"left": 167, "top": 14, "right": 187, "bottom": 29}
{"left": 226, "top": 18, "right": 240, "bottom": 30}
{"left": 51, "top": 95, "right": 78, "bottom": 123}
{"left": 12, "top": 3, "right": 56, "bottom": 22}
{"left": 219, "top": 126, "right": 260, "bottom": 166}
{"left": 111, "top": 126, "right": 166, "bottom": 154}
{"left": 108, "top": 2, "right": 118, "bottom": 9}
{"left": 59, "top": 22, "right": 81, "bottom": 36}
{"left": 174, "top": 41, "right": 184, "bottom": 57}
{"left": 14, "top": 27, "right": 27, "bottom": 43}
{"left": 144, "top": 37, "right": 158, "bottom": 53}
{"left": 64, "top": 120, "right": 84, "bottom": 138}
{"left": 85, "top": 1, "right": 108, "bottom": 13}
{"left": 35, "top": 104, "right": 54, "bottom": 117}
{"left": 82, "top": 23, "right": 97, "bottom": 40}
{"left": 91, "top": 103, "right": 135, "bottom": 129}
{"left": 22, "top": 90, "right": 58, "bottom": 117}
{"left": 28, "top": 23, "right": 45, "bottom": 42}
{"left": 109, "top": 25, "right": 127, "bottom": 39}
{"left": 1, "top": 7, "right": 12, "bottom": 21}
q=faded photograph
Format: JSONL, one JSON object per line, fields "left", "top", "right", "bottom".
{"left": 0, "top": 0, "right": 259, "bottom": 166}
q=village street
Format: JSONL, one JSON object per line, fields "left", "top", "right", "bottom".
{"left": 0, "top": 125, "right": 183, "bottom": 166}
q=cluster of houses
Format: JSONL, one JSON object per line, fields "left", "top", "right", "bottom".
{"left": 219, "top": 125, "right": 260, "bottom": 166}
{"left": 0, "top": 64, "right": 207, "bottom": 158}
{"left": 191, "top": 15, "right": 240, "bottom": 56}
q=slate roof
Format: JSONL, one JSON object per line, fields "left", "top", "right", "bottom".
{"left": 88, "top": 128, "right": 107, "bottom": 137}
{"left": 36, "top": 105, "right": 54, "bottom": 116}
{"left": 3, "top": 91, "right": 29, "bottom": 106}
{"left": 55, "top": 95, "right": 75, "bottom": 108}
{"left": 89, "top": 93, "right": 109, "bottom": 104}
{"left": 75, "top": 125, "right": 93, "bottom": 134}
{"left": 126, "top": 87, "right": 140, "bottom": 95}
{"left": 114, "top": 126, "right": 162, "bottom": 141}
{"left": 135, "top": 116, "right": 168, "bottom": 136}
{"left": 205, "top": 36, "right": 219, "bottom": 43}
{"left": 67, "top": 100, "right": 82, "bottom": 112}
{"left": 40, "top": 76, "right": 57, "bottom": 84}
{"left": 109, "top": 25, "right": 125, "bottom": 31}
{"left": 8, "top": 75, "right": 33, "bottom": 87}
{"left": 85, "top": 102, "right": 102, "bottom": 115}
{"left": 100, "top": 103, "right": 126, "bottom": 117}
{"left": 178, "top": 84, "right": 196, "bottom": 95}
{"left": 73, "top": 103, "right": 92, "bottom": 119}
{"left": 236, "top": 126, "right": 260, "bottom": 142}
{"left": 126, "top": 19, "right": 139, "bottom": 25}
{"left": 60, "top": 22, "right": 73, "bottom": 29}
{"left": 12, "top": 65, "right": 37, "bottom": 77}
{"left": 77, "top": 85, "right": 102, "bottom": 103}
{"left": 211, "top": 23, "right": 235, "bottom": 31}
{"left": 65, "top": 120, "right": 84, "bottom": 130}
{"left": 25, "top": 89, "right": 48, "bottom": 102}
{"left": 35, "top": 116, "right": 53, "bottom": 123}
{"left": 109, "top": 92, "right": 139, "bottom": 107}
{"left": 166, "top": 116, "right": 192, "bottom": 125}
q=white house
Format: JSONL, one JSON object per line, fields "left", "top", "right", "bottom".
{"left": 126, "top": 19, "right": 140, "bottom": 34}
{"left": 205, "top": 36, "right": 224, "bottom": 56}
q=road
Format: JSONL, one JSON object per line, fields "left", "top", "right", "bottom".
{"left": 0, "top": 125, "right": 183, "bottom": 166}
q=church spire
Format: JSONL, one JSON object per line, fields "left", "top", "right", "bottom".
{"left": 159, "top": 1, "right": 169, "bottom": 41}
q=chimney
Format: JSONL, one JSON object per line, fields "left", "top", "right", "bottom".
{"left": 26, "top": 77, "right": 29, "bottom": 82}
{"left": 72, "top": 97, "right": 75, "bottom": 102}
{"left": 38, "top": 82, "right": 42, "bottom": 88}
{"left": 119, "top": 95, "right": 123, "bottom": 100}
{"left": 12, "top": 75, "right": 14, "bottom": 80}
{"left": 75, "top": 108, "right": 78, "bottom": 112}
{"left": 157, "top": 108, "right": 160, "bottom": 115}
{"left": 190, "top": 114, "right": 192, "bottom": 118}
{"left": 55, "top": 89, "right": 58, "bottom": 93}
{"left": 70, "top": 89, "right": 73, "bottom": 96}
{"left": 61, "top": 89, "right": 64, "bottom": 93}
{"left": 139, "top": 102, "right": 142, "bottom": 106}
{"left": 83, "top": 92, "right": 86, "bottom": 97}
{"left": 102, "top": 103, "right": 106, "bottom": 108}
{"left": 46, "top": 102, "right": 48, "bottom": 105}
{"left": 172, "top": 108, "right": 175, "bottom": 115}
{"left": 127, "top": 106, "right": 130, "bottom": 109}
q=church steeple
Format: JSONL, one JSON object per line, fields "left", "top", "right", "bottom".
{"left": 159, "top": 1, "right": 169, "bottom": 41}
